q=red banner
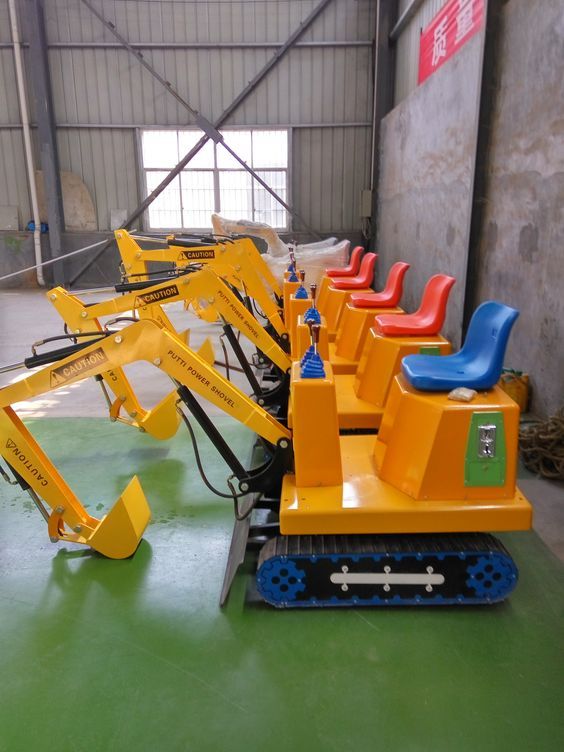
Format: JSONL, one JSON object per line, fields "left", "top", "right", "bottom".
{"left": 418, "top": 0, "right": 484, "bottom": 85}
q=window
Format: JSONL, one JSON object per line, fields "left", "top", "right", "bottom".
{"left": 141, "top": 129, "right": 289, "bottom": 230}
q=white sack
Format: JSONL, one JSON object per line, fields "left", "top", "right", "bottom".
{"left": 211, "top": 213, "right": 349, "bottom": 285}
{"left": 263, "top": 238, "right": 350, "bottom": 286}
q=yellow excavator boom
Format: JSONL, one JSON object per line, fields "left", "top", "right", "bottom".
{"left": 1, "top": 320, "right": 290, "bottom": 445}
{"left": 115, "top": 229, "right": 286, "bottom": 337}
{"left": 47, "top": 266, "right": 291, "bottom": 439}
{"left": 117, "top": 228, "right": 282, "bottom": 296}
{"left": 0, "top": 319, "right": 290, "bottom": 558}
{"left": 48, "top": 267, "right": 290, "bottom": 373}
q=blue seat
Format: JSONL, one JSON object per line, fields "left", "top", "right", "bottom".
{"left": 401, "top": 301, "right": 519, "bottom": 392}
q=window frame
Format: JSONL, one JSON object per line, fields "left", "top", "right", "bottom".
{"left": 137, "top": 126, "right": 292, "bottom": 233}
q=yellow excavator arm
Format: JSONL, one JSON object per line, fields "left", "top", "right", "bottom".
{"left": 115, "top": 229, "right": 286, "bottom": 337}
{"left": 117, "top": 228, "right": 282, "bottom": 297}
{"left": 47, "top": 266, "right": 291, "bottom": 439}
{"left": 0, "top": 405, "right": 150, "bottom": 559}
{"left": 48, "top": 266, "right": 290, "bottom": 373}
{"left": 0, "top": 319, "right": 291, "bottom": 558}
{"left": 1, "top": 320, "right": 290, "bottom": 445}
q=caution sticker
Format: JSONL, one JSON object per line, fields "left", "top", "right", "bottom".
{"left": 135, "top": 283, "right": 180, "bottom": 306}
{"left": 178, "top": 250, "right": 216, "bottom": 261}
{"left": 50, "top": 347, "right": 109, "bottom": 387}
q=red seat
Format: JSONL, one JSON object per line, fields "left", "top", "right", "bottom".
{"left": 326, "top": 246, "right": 364, "bottom": 278}
{"left": 374, "top": 274, "right": 456, "bottom": 336}
{"left": 329, "top": 253, "right": 378, "bottom": 290}
{"left": 350, "top": 261, "right": 410, "bottom": 309}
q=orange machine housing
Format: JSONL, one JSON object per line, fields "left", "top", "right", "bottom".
{"left": 334, "top": 331, "right": 452, "bottom": 429}
{"left": 290, "top": 361, "right": 343, "bottom": 487}
{"left": 283, "top": 279, "right": 300, "bottom": 314}
{"left": 287, "top": 294, "right": 314, "bottom": 353}
{"left": 281, "top": 367, "right": 532, "bottom": 536}
{"left": 319, "top": 287, "right": 374, "bottom": 339}
{"left": 328, "top": 304, "right": 404, "bottom": 374}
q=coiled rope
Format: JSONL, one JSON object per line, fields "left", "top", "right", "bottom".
{"left": 519, "top": 408, "right": 564, "bottom": 480}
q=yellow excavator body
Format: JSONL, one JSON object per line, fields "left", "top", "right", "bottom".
{"left": 281, "top": 365, "right": 532, "bottom": 535}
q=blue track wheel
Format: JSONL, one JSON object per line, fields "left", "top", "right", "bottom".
{"left": 256, "top": 559, "right": 306, "bottom": 604}
{"left": 466, "top": 555, "right": 518, "bottom": 599}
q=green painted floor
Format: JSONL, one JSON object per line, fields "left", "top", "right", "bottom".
{"left": 1, "top": 418, "right": 563, "bottom": 752}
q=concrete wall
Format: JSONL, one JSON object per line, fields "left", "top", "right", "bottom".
{"left": 380, "top": 0, "right": 563, "bottom": 416}
{"left": 377, "top": 35, "right": 483, "bottom": 345}
{"left": 394, "top": 0, "right": 447, "bottom": 105}
{"left": 472, "top": 0, "right": 564, "bottom": 417}
{"left": 0, "top": 233, "right": 39, "bottom": 288}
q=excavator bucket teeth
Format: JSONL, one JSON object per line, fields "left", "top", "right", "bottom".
{"left": 86, "top": 476, "right": 151, "bottom": 559}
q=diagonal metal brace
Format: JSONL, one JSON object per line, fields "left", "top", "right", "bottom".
{"left": 79, "top": 0, "right": 324, "bottom": 229}
{"left": 71, "top": 0, "right": 332, "bottom": 284}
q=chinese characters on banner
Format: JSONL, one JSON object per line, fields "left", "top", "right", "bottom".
{"left": 418, "top": 0, "right": 485, "bottom": 85}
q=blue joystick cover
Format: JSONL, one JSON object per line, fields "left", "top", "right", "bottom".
{"left": 300, "top": 345, "right": 315, "bottom": 366}
{"left": 304, "top": 307, "right": 321, "bottom": 324}
{"left": 301, "top": 352, "right": 326, "bottom": 379}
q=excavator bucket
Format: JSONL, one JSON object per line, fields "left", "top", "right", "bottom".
{"left": 85, "top": 476, "right": 151, "bottom": 559}
{"left": 188, "top": 297, "right": 220, "bottom": 323}
{"left": 136, "top": 389, "right": 182, "bottom": 440}
{"left": 197, "top": 336, "right": 215, "bottom": 365}
{"left": 133, "top": 337, "right": 214, "bottom": 439}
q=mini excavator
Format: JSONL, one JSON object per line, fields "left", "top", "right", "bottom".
{"left": 0, "top": 294, "right": 532, "bottom": 606}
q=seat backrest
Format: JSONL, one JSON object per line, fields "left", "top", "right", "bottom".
{"left": 380, "top": 262, "right": 411, "bottom": 304}
{"left": 414, "top": 274, "right": 457, "bottom": 329}
{"left": 460, "top": 301, "right": 520, "bottom": 378}
{"left": 356, "top": 252, "right": 378, "bottom": 286}
{"left": 326, "top": 245, "right": 364, "bottom": 277}
{"left": 348, "top": 245, "right": 364, "bottom": 274}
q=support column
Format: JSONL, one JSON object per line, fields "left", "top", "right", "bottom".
{"left": 462, "top": 0, "right": 503, "bottom": 336}
{"left": 23, "top": 0, "right": 66, "bottom": 285}
{"left": 369, "top": 0, "right": 398, "bottom": 254}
